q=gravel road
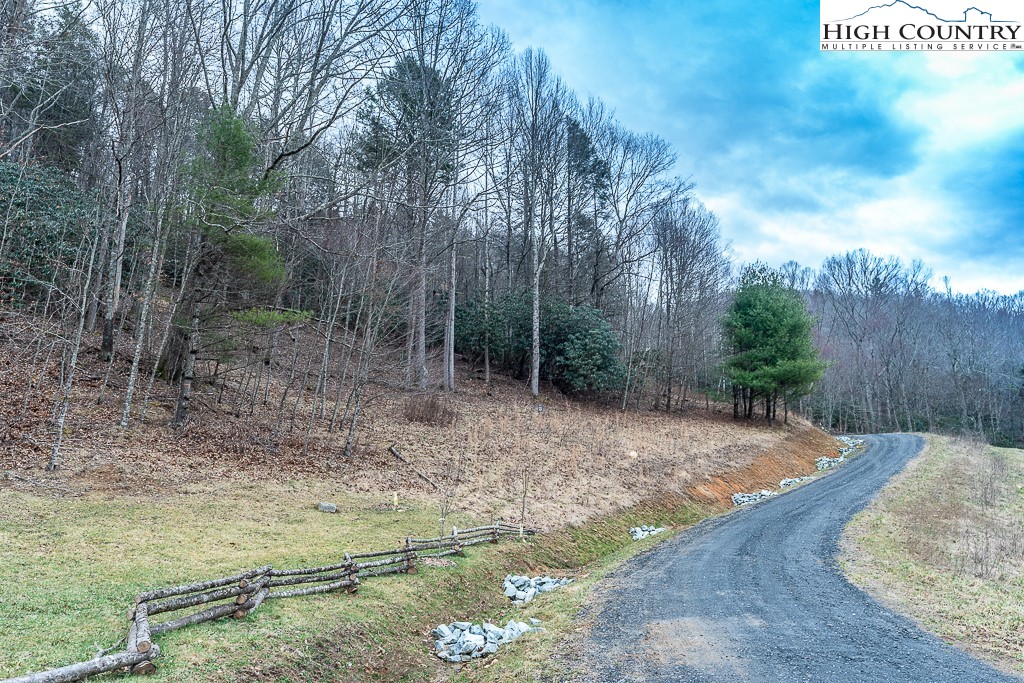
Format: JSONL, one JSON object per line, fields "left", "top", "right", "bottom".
{"left": 577, "top": 433, "right": 1018, "bottom": 682}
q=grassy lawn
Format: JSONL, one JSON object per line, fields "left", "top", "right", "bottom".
{"left": 842, "top": 435, "right": 1024, "bottom": 677}
{"left": 0, "top": 480, "right": 481, "bottom": 681}
{"left": 0, "top": 481, "right": 714, "bottom": 682}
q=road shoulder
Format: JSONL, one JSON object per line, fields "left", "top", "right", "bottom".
{"left": 841, "top": 434, "right": 1024, "bottom": 679}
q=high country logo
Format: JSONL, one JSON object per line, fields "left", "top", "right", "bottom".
{"left": 820, "top": 0, "right": 1023, "bottom": 50}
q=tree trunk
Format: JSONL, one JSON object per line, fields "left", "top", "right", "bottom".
{"left": 442, "top": 239, "right": 456, "bottom": 391}
{"left": 172, "top": 303, "right": 201, "bottom": 429}
{"left": 483, "top": 227, "right": 491, "bottom": 390}
{"left": 121, "top": 208, "right": 165, "bottom": 426}
{"left": 530, "top": 264, "right": 540, "bottom": 398}
{"left": 48, "top": 236, "right": 99, "bottom": 471}
{"left": 102, "top": 164, "right": 133, "bottom": 362}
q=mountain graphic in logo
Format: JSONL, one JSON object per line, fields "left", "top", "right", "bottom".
{"left": 836, "top": 1, "right": 1015, "bottom": 23}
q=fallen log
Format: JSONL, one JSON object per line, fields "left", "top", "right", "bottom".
{"left": 355, "top": 555, "right": 408, "bottom": 570}
{"left": 133, "top": 603, "right": 152, "bottom": 654}
{"left": 359, "top": 563, "right": 408, "bottom": 578}
{"left": 448, "top": 530, "right": 494, "bottom": 541}
{"left": 126, "top": 620, "right": 139, "bottom": 657}
{"left": 0, "top": 646, "right": 159, "bottom": 683}
{"left": 150, "top": 589, "right": 262, "bottom": 637}
{"left": 147, "top": 576, "right": 268, "bottom": 616}
{"left": 265, "top": 577, "right": 356, "bottom": 600}
{"left": 136, "top": 565, "right": 272, "bottom": 604}
{"left": 387, "top": 445, "right": 438, "bottom": 490}
{"left": 416, "top": 547, "right": 462, "bottom": 559}
{"left": 267, "top": 568, "right": 355, "bottom": 588}
{"left": 250, "top": 586, "right": 269, "bottom": 611}
{"left": 406, "top": 537, "right": 452, "bottom": 545}
{"left": 346, "top": 548, "right": 406, "bottom": 561}
{"left": 130, "top": 657, "right": 157, "bottom": 676}
{"left": 270, "top": 559, "right": 352, "bottom": 577}
{"left": 452, "top": 524, "right": 500, "bottom": 534}
{"left": 408, "top": 540, "right": 458, "bottom": 551}
{"left": 233, "top": 587, "right": 269, "bottom": 618}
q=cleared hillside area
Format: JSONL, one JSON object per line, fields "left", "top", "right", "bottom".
{"left": 1, "top": 334, "right": 834, "bottom": 528}
{"left": 0, "top": 329, "right": 840, "bottom": 681}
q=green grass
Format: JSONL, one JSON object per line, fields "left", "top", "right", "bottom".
{"left": 842, "top": 435, "right": 1024, "bottom": 677}
{"left": 0, "top": 482, "right": 716, "bottom": 682}
{"left": 0, "top": 481, "right": 477, "bottom": 680}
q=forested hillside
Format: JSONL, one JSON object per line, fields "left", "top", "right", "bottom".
{"left": 2, "top": 0, "right": 1022, "bottom": 471}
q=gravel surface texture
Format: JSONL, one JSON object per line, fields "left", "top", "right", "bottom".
{"left": 577, "top": 433, "right": 1019, "bottom": 682}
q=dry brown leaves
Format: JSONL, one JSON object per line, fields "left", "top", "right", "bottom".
{"left": 1, "top": 326, "right": 837, "bottom": 529}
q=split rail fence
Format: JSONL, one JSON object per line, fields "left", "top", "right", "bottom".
{"left": 2, "top": 522, "right": 536, "bottom": 683}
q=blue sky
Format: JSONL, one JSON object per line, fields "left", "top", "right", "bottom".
{"left": 475, "top": 0, "right": 1024, "bottom": 294}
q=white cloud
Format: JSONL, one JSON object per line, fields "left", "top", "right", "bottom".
{"left": 897, "top": 55, "right": 1024, "bottom": 151}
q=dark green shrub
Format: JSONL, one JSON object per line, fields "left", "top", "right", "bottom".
{"left": 455, "top": 290, "right": 624, "bottom": 394}
{"left": 0, "top": 162, "right": 97, "bottom": 305}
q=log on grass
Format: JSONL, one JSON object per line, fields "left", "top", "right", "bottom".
{"left": 266, "top": 577, "right": 356, "bottom": 600}
{"left": 267, "top": 568, "right": 355, "bottom": 588}
{"left": 454, "top": 524, "right": 500, "bottom": 534}
{"left": 407, "top": 546, "right": 455, "bottom": 555}
{"left": 456, "top": 528, "right": 498, "bottom": 538}
{"left": 147, "top": 576, "right": 268, "bottom": 616}
{"left": 136, "top": 565, "right": 272, "bottom": 603}
{"left": 150, "top": 589, "right": 263, "bottom": 636}
{"left": 126, "top": 619, "right": 138, "bottom": 654}
{"left": 355, "top": 555, "right": 408, "bottom": 570}
{"left": 130, "top": 656, "right": 158, "bottom": 676}
{"left": 132, "top": 603, "right": 152, "bottom": 653}
{"left": 359, "top": 563, "right": 408, "bottom": 578}
{"left": 0, "top": 646, "right": 159, "bottom": 683}
{"left": 233, "top": 587, "right": 269, "bottom": 618}
{"left": 270, "top": 559, "right": 353, "bottom": 577}
{"left": 345, "top": 548, "right": 406, "bottom": 561}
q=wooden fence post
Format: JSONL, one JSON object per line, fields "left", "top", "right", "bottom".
{"left": 404, "top": 537, "right": 417, "bottom": 574}
{"left": 345, "top": 553, "right": 359, "bottom": 594}
{"left": 452, "top": 526, "right": 463, "bottom": 556}
{"left": 491, "top": 521, "right": 499, "bottom": 544}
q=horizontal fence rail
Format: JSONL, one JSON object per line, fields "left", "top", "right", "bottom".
{"left": 1, "top": 522, "right": 535, "bottom": 683}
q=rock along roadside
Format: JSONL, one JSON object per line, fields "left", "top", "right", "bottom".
{"left": 577, "top": 434, "right": 1019, "bottom": 683}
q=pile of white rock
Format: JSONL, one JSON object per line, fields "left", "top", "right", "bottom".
{"left": 816, "top": 456, "right": 845, "bottom": 470}
{"left": 731, "top": 489, "right": 777, "bottom": 506}
{"left": 502, "top": 574, "right": 572, "bottom": 604}
{"left": 432, "top": 619, "right": 543, "bottom": 663}
{"left": 629, "top": 524, "right": 666, "bottom": 540}
{"left": 837, "top": 436, "right": 866, "bottom": 457}
{"left": 780, "top": 476, "right": 812, "bottom": 488}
